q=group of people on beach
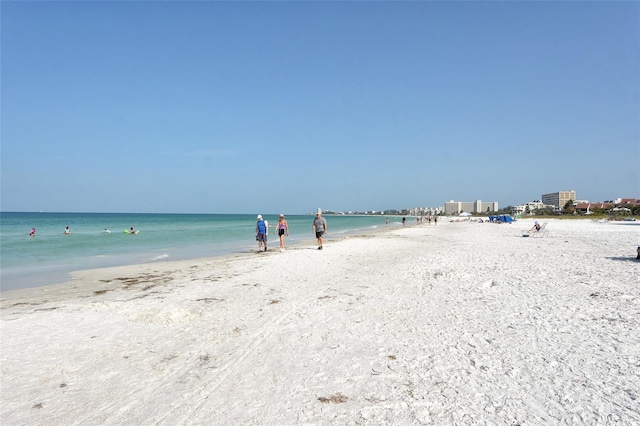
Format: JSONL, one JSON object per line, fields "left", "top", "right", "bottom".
{"left": 28, "top": 211, "right": 330, "bottom": 254}
{"left": 255, "top": 210, "right": 327, "bottom": 253}
{"left": 399, "top": 215, "right": 438, "bottom": 226}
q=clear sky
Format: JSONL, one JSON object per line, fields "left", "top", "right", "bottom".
{"left": 2, "top": 1, "right": 638, "bottom": 214}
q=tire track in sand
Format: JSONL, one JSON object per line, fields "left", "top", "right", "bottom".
{"left": 156, "top": 274, "right": 339, "bottom": 425}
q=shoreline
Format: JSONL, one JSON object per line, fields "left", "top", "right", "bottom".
{"left": 0, "top": 218, "right": 404, "bottom": 300}
{"left": 0, "top": 214, "right": 397, "bottom": 293}
{"left": 2, "top": 219, "right": 638, "bottom": 424}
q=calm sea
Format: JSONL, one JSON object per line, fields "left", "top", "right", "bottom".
{"left": 0, "top": 212, "right": 397, "bottom": 291}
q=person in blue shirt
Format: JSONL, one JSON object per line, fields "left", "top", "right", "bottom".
{"left": 255, "top": 215, "right": 269, "bottom": 252}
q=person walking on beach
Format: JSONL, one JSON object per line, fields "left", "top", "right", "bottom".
{"left": 255, "top": 215, "right": 269, "bottom": 252}
{"left": 312, "top": 211, "right": 328, "bottom": 250}
{"left": 275, "top": 214, "right": 289, "bottom": 252}
{"left": 434, "top": 215, "right": 438, "bottom": 225}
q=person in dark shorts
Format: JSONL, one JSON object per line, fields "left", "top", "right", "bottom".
{"left": 312, "top": 211, "right": 328, "bottom": 250}
{"left": 275, "top": 214, "right": 289, "bottom": 252}
{"left": 528, "top": 221, "right": 541, "bottom": 234}
{"left": 255, "top": 214, "right": 269, "bottom": 252}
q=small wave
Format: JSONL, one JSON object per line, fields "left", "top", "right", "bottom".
{"left": 150, "top": 254, "right": 170, "bottom": 261}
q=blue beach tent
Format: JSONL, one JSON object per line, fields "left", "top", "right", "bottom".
{"left": 499, "top": 214, "right": 515, "bottom": 223}
{"left": 489, "top": 214, "right": 515, "bottom": 223}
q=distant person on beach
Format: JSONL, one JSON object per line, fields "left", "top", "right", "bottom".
{"left": 255, "top": 215, "right": 268, "bottom": 252}
{"left": 529, "top": 221, "right": 541, "bottom": 234}
{"left": 386, "top": 218, "right": 389, "bottom": 225}
{"left": 312, "top": 211, "right": 328, "bottom": 250}
{"left": 29, "top": 228, "right": 36, "bottom": 237}
{"left": 275, "top": 214, "right": 289, "bottom": 252}
{"left": 402, "top": 217, "right": 406, "bottom": 226}
{"left": 434, "top": 216, "right": 438, "bottom": 225}
{"left": 64, "top": 226, "right": 71, "bottom": 235}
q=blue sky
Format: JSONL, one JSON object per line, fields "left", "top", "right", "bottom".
{"left": 2, "top": 1, "right": 638, "bottom": 214}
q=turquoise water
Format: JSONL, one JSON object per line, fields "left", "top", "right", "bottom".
{"left": 0, "top": 212, "right": 395, "bottom": 291}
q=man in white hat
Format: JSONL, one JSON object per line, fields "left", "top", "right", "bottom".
{"left": 312, "top": 210, "right": 328, "bottom": 250}
{"left": 255, "top": 215, "right": 269, "bottom": 252}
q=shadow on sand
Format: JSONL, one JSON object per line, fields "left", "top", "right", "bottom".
{"left": 606, "top": 256, "right": 640, "bottom": 263}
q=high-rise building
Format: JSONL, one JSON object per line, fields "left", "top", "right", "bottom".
{"left": 541, "top": 190, "right": 576, "bottom": 211}
{"left": 444, "top": 200, "right": 499, "bottom": 215}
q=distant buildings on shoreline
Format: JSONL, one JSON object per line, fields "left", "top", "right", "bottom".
{"left": 541, "top": 190, "right": 576, "bottom": 212}
{"left": 319, "top": 189, "right": 638, "bottom": 217}
{"left": 444, "top": 200, "right": 499, "bottom": 215}
{"left": 514, "top": 190, "right": 638, "bottom": 215}
{"left": 513, "top": 190, "right": 640, "bottom": 215}
{"left": 442, "top": 190, "right": 637, "bottom": 216}
{"left": 512, "top": 190, "right": 577, "bottom": 215}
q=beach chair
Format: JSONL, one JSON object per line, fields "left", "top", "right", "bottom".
{"left": 522, "top": 221, "right": 548, "bottom": 238}
{"left": 531, "top": 221, "right": 548, "bottom": 238}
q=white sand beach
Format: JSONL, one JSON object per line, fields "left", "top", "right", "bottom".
{"left": 1, "top": 219, "right": 639, "bottom": 425}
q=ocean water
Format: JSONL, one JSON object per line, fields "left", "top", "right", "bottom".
{"left": 0, "top": 212, "right": 396, "bottom": 291}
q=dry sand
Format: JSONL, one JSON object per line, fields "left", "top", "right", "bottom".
{"left": 1, "top": 219, "right": 639, "bottom": 425}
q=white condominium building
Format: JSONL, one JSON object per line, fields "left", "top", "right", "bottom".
{"left": 444, "top": 200, "right": 499, "bottom": 215}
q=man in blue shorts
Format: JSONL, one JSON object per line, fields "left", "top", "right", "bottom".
{"left": 255, "top": 215, "right": 269, "bottom": 252}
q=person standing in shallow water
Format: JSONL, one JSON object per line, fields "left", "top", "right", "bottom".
{"left": 312, "top": 211, "right": 328, "bottom": 250}
{"left": 275, "top": 214, "right": 289, "bottom": 252}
